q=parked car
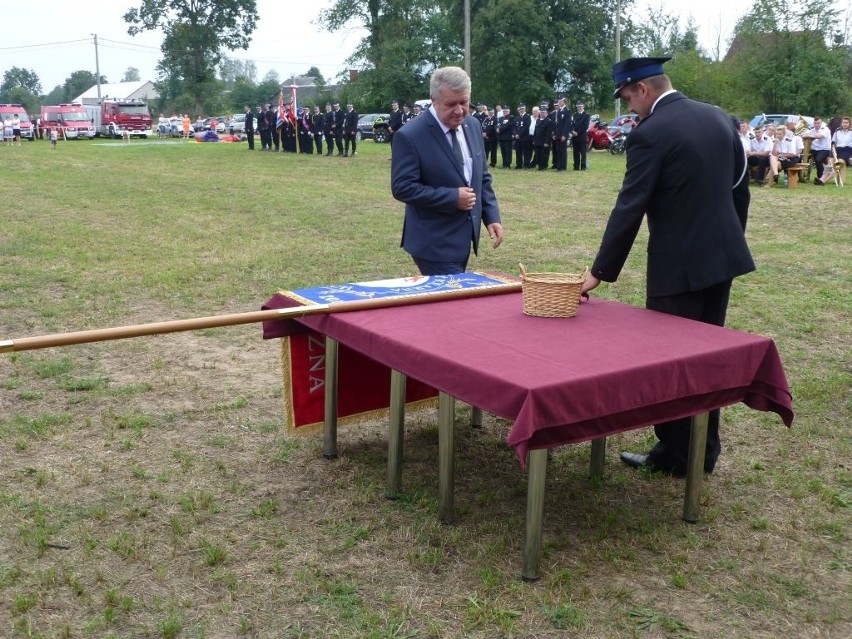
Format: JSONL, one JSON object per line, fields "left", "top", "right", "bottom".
{"left": 357, "top": 113, "right": 387, "bottom": 141}
{"left": 749, "top": 113, "right": 813, "bottom": 131}
{"left": 227, "top": 113, "right": 246, "bottom": 134}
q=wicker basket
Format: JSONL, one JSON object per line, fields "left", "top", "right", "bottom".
{"left": 520, "top": 263, "right": 587, "bottom": 318}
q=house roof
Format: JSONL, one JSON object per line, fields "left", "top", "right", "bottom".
{"left": 73, "top": 81, "right": 159, "bottom": 105}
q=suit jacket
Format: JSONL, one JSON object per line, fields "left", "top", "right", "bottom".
{"left": 497, "top": 114, "right": 515, "bottom": 141}
{"left": 554, "top": 107, "right": 572, "bottom": 138}
{"left": 571, "top": 110, "right": 590, "bottom": 137}
{"left": 344, "top": 109, "right": 359, "bottom": 134}
{"left": 244, "top": 111, "right": 255, "bottom": 133}
{"left": 591, "top": 92, "right": 754, "bottom": 297}
{"left": 533, "top": 117, "right": 553, "bottom": 145}
{"left": 514, "top": 112, "right": 532, "bottom": 141}
{"left": 388, "top": 109, "right": 403, "bottom": 132}
{"left": 391, "top": 110, "right": 501, "bottom": 263}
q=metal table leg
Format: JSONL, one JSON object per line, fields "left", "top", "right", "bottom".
{"left": 386, "top": 369, "right": 406, "bottom": 499}
{"left": 589, "top": 436, "right": 606, "bottom": 479}
{"left": 522, "top": 448, "right": 548, "bottom": 581}
{"left": 438, "top": 392, "right": 456, "bottom": 524}
{"left": 322, "top": 337, "right": 339, "bottom": 459}
{"left": 683, "top": 412, "right": 709, "bottom": 523}
{"left": 470, "top": 406, "right": 483, "bottom": 428}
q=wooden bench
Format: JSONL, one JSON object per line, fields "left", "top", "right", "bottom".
{"left": 786, "top": 163, "right": 810, "bottom": 188}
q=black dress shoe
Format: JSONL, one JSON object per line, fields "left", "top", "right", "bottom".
{"left": 620, "top": 451, "right": 650, "bottom": 469}
{"left": 620, "top": 451, "right": 687, "bottom": 478}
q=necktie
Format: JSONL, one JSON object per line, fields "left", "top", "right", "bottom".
{"left": 450, "top": 128, "right": 464, "bottom": 170}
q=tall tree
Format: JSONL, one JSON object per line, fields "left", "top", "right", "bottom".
{"left": 1, "top": 67, "right": 42, "bottom": 96}
{"left": 725, "top": 0, "right": 848, "bottom": 115}
{"left": 124, "top": 0, "right": 259, "bottom": 114}
{"left": 63, "top": 71, "right": 104, "bottom": 102}
{"left": 122, "top": 67, "right": 142, "bottom": 82}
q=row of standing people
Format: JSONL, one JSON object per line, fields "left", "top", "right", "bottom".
{"left": 242, "top": 101, "right": 362, "bottom": 156}
{"left": 473, "top": 98, "right": 592, "bottom": 172}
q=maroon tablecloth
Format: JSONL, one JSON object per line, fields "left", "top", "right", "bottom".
{"left": 265, "top": 293, "right": 793, "bottom": 465}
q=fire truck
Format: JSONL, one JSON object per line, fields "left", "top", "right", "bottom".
{"left": 84, "top": 98, "right": 152, "bottom": 138}
{"left": 40, "top": 104, "right": 96, "bottom": 139}
{"left": 0, "top": 104, "right": 35, "bottom": 140}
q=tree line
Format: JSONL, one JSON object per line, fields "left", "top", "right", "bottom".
{"left": 1, "top": 0, "right": 849, "bottom": 121}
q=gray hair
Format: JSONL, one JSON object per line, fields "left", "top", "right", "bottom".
{"left": 430, "top": 67, "right": 471, "bottom": 102}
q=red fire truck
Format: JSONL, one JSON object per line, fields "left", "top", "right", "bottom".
{"left": 84, "top": 98, "right": 152, "bottom": 138}
{"left": 40, "top": 104, "right": 96, "bottom": 139}
{"left": 0, "top": 104, "right": 35, "bottom": 140}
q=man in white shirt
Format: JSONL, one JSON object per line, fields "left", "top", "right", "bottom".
{"left": 746, "top": 126, "right": 773, "bottom": 183}
{"left": 832, "top": 116, "right": 851, "bottom": 166}
{"left": 768, "top": 125, "right": 803, "bottom": 184}
{"left": 802, "top": 117, "right": 832, "bottom": 182}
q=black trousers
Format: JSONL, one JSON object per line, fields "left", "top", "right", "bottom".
{"left": 812, "top": 149, "right": 831, "bottom": 179}
{"left": 314, "top": 134, "right": 323, "bottom": 154}
{"left": 246, "top": 130, "right": 254, "bottom": 150}
{"left": 325, "top": 132, "right": 334, "bottom": 154}
{"left": 572, "top": 136, "right": 587, "bottom": 169}
{"left": 499, "top": 139, "right": 513, "bottom": 167}
{"left": 344, "top": 133, "right": 357, "bottom": 155}
{"left": 645, "top": 279, "right": 733, "bottom": 474}
{"left": 486, "top": 139, "right": 498, "bottom": 167}
{"left": 553, "top": 138, "right": 567, "bottom": 169}
{"left": 515, "top": 140, "right": 531, "bottom": 168}
{"left": 534, "top": 145, "right": 550, "bottom": 170}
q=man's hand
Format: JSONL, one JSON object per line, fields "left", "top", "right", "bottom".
{"left": 487, "top": 222, "right": 504, "bottom": 248}
{"left": 581, "top": 274, "right": 600, "bottom": 295}
{"left": 457, "top": 187, "right": 476, "bottom": 211}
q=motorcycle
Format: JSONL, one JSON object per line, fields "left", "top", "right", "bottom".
{"left": 587, "top": 121, "right": 613, "bottom": 151}
{"left": 608, "top": 123, "right": 632, "bottom": 155}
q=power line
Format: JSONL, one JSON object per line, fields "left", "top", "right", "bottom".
{"left": 0, "top": 38, "right": 90, "bottom": 51}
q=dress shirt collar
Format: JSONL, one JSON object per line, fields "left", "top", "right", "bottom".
{"left": 650, "top": 89, "right": 677, "bottom": 115}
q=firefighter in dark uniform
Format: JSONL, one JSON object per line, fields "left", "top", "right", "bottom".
{"left": 266, "top": 104, "right": 279, "bottom": 151}
{"left": 533, "top": 105, "right": 554, "bottom": 171}
{"left": 297, "top": 107, "right": 313, "bottom": 153}
{"left": 387, "top": 100, "right": 403, "bottom": 143}
{"left": 571, "top": 100, "right": 591, "bottom": 170}
{"left": 553, "top": 96, "right": 571, "bottom": 171}
{"left": 483, "top": 106, "right": 498, "bottom": 167}
{"left": 343, "top": 102, "right": 359, "bottom": 156}
{"left": 244, "top": 104, "right": 255, "bottom": 150}
{"left": 513, "top": 103, "right": 532, "bottom": 169}
{"left": 323, "top": 103, "right": 334, "bottom": 155}
{"left": 330, "top": 100, "right": 345, "bottom": 156}
{"left": 312, "top": 106, "right": 324, "bottom": 154}
{"left": 257, "top": 105, "right": 268, "bottom": 150}
{"left": 497, "top": 105, "right": 515, "bottom": 168}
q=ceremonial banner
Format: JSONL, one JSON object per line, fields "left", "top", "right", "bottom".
{"left": 265, "top": 273, "right": 515, "bottom": 434}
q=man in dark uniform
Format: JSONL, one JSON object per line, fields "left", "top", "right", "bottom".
{"left": 387, "top": 100, "right": 403, "bottom": 143}
{"left": 513, "top": 103, "right": 532, "bottom": 169}
{"left": 244, "top": 104, "right": 255, "bottom": 150}
{"left": 256, "top": 105, "right": 268, "bottom": 150}
{"left": 343, "top": 102, "right": 359, "bottom": 157}
{"left": 533, "top": 105, "right": 553, "bottom": 171}
{"left": 552, "top": 96, "right": 571, "bottom": 171}
{"left": 582, "top": 56, "right": 754, "bottom": 478}
{"left": 323, "top": 103, "right": 334, "bottom": 155}
{"left": 266, "top": 103, "right": 279, "bottom": 151}
{"left": 311, "top": 106, "right": 324, "bottom": 154}
{"left": 330, "top": 100, "right": 345, "bottom": 156}
{"left": 297, "top": 107, "right": 313, "bottom": 153}
{"left": 571, "top": 100, "right": 591, "bottom": 170}
{"left": 401, "top": 103, "right": 413, "bottom": 125}
{"left": 497, "top": 105, "right": 514, "bottom": 168}
{"left": 483, "top": 106, "right": 498, "bottom": 167}
{"left": 474, "top": 102, "right": 487, "bottom": 125}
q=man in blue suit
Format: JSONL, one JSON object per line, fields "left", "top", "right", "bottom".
{"left": 391, "top": 66, "right": 504, "bottom": 275}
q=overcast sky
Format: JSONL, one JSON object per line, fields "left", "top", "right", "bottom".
{"left": 1, "top": 0, "right": 849, "bottom": 92}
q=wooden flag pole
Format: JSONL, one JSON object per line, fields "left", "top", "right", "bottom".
{"left": 0, "top": 282, "right": 522, "bottom": 354}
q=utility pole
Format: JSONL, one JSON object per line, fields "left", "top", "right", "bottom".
{"left": 614, "top": 1, "right": 621, "bottom": 118}
{"left": 464, "top": 0, "right": 471, "bottom": 76}
{"left": 92, "top": 34, "right": 101, "bottom": 99}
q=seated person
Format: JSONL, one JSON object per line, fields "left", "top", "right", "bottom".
{"left": 832, "top": 116, "right": 852, "bottom": 166}
{"left": 814, "top": 155, "right": 837, "bottom": 185}
{"left": 738, "top": 120, "right": 751, "bottom": 151}
{"left": 746, "top": 126, "right": 773, "bottom": 183}
{"left": 768, "top": 125, "right": 803, "bottom": 183}
{"left": 801, "top": 116, "right": 832, "bottom": 182}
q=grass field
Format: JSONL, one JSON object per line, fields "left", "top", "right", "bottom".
{"left": 0, "top": 136, "right": 849, "bottom": 638}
